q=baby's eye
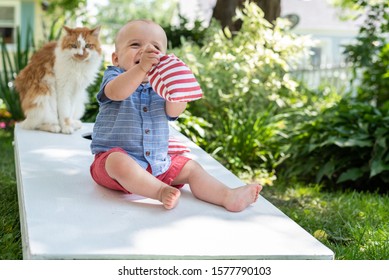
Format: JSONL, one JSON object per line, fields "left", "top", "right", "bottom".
{"left": 130, "top": 43, "right": 140, "bottom": 48}
{"left": 154, "top": 45, "right": 161, "bottom": 51}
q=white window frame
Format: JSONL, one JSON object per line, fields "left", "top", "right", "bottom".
{"left": 0, "top": 1, "right": 21, "bottom": 46}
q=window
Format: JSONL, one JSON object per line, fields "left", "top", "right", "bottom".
{"left": 0, "top": 3, "right": 19, "bottom": 44}
{"left": 310, "top": 47, "right": 322, "bottom": 68}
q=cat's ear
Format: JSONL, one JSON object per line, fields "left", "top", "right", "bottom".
{"left": 63, "top": 26, "right": 73, "bottom": 34}
{"left": 91, "top": 26, "right": 101, "bottom": 37}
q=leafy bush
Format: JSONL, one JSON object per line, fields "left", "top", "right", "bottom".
{"left": 278, "top": 1, "right": 389, "bottom": 192}
{"left": 82, "top": 64, "right": 105, "bottom": 123}
{"left": 173, "top": 2, "right": 311, "bottom": 182}
{"left": 281, "top": 98, "right": 389, "bottom": 192}
{"left": 343, "top": 1, "right": 389, "bottom": 109}
{"left": 163, "top": 16, "right": 207, "bottom": 48}
{"left": 94, "top": 0, "right": 207, "bottom": 48}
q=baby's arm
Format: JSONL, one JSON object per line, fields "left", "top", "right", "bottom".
{"left": 105, "top": 44, "right": 160, "bottom": 101}
{"left": 166, "top": 101, "right": 187, "bottom": 118}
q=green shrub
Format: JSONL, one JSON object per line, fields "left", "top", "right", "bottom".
{"left": 82, "top": 63, "right": 105, "bottom": 123}
{"left": 343, "top": 0, "right": 389, "bottom": 109}
{"left": 281, "top": 98, "right": 389, "bottom": 192}
{"left": 164, "top": 16, "right": 207, "bottom": 48}
{"left": 173, "top": 2, "right": 311, "bottom": 183}
{"left": 94, "top": 0, "right": 206, "bottom": 48}
{"left": 278, "top": 1, "right": 389, "bottom": 192}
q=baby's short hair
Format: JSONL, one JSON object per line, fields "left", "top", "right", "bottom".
{"left": 114, "top": 19, "right": 167, "bottom": 51}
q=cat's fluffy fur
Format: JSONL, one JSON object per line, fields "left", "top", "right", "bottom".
{"left": 14, "top": 26, "right": 102, "bottom": 134}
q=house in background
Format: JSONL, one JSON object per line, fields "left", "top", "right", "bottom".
{"left": 1, "top": 0, "right": 362, "bottom": 66}
{"left": 282, "top": 0, "right": 363, "bottom": 67}
{"left": 1, "top": 0, "right": 361, "bottom": 89}
{"left": 280, "top": 0, "right": 364, "bottom": 90}
{"left": 179, "top": 0, "right": 362, "bottom": 68}
{"left": 0, "top": 0, "right": 44, "bottom": 47}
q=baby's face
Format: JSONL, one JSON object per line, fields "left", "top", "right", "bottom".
{"left": 112, "top": 21, "right": 167, "bottom": 71}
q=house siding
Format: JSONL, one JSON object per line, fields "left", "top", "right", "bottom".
{"left": 20, "top": 1, "right": 34, "bottom": 47}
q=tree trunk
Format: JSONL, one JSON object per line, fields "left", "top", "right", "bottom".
{"left": 212, "top": 0, "right": 244, "bottom": 32}
{"left": 212, "top": 0, "right": 281, "bottom": 31}
{"left": 256, "top": 0, "right": 281, "bottom": 23}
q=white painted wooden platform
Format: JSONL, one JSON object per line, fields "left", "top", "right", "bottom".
{"left": 14, "top": 123, "right": 334, "bottom": 260}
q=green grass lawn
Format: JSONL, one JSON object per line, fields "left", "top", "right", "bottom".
{"left": 0, "top": 129, "right": 22, "bottom": 259}
{"left": 263, "top": 182, "right": 389, "bottom": 260}
{"left": 0, "top": 128, "right": 388, "bottom": 260}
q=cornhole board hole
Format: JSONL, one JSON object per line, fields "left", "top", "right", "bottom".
{"left": 14, "top": 123, "right": 334, "bottom": 259}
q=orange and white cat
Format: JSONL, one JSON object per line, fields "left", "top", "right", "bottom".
{"left": 14, "top": 26, "right": 102, "bottom": 134}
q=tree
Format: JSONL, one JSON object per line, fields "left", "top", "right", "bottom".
{"left": 256, "top": 0, "right": 281, "bottom": 23}
{"left": 211, "top": 0, "right": 281, "bottom": 32}
{"left": 41, "top": 0, "right": 89, "bottom": 41}
{"left": 94, "top": 0, "right": 178, "bottom": 44}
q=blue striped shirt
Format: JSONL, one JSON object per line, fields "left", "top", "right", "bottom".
{"left": 91, "top": 66, "right": 175, "bottom": 176}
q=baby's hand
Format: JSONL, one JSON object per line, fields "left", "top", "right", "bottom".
{"left": 139, "top": 44, "right": 160, "bottom": 73}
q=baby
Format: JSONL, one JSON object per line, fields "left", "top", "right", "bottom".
{"left": 90, "top": 19, "right": 262, "bottom": 211}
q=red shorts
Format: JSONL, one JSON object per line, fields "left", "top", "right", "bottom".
{"left": 90, "top": 147, "right": 191, "bottom": 194}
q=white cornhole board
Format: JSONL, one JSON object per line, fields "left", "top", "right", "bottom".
{"left": 14, "top": 123, "right": 334, "bottom": 260}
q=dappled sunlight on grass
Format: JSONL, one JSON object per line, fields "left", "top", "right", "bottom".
{"left": 263, "top": 181, "right": 389, "bottom": 260}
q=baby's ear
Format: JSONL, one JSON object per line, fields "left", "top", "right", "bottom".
{"left": 111, "top": 51, "right": 119, "bottom": 66}
{"left": 91, "top": 26, "right": 101, "bottom": 37}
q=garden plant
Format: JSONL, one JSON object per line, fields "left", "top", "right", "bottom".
{"left": 1, "top": 1, "right": 388, "bottom": 260}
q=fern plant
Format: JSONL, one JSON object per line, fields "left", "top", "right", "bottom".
{"left": 0, "top": 27, "right": 35, "bottom": 122}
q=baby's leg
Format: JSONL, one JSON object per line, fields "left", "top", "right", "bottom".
{"left": 105, "top": 152, "right": 180, "bottom": 209}
{"left": 172, "top": 160, "right": 262, "bottom": 212}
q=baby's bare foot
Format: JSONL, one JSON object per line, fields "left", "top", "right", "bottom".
{"left": 224, "top": 184, "right": 262, "bottom": 212}
{"left": 159, "top": 186, "right": 181, "bottom": 210}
